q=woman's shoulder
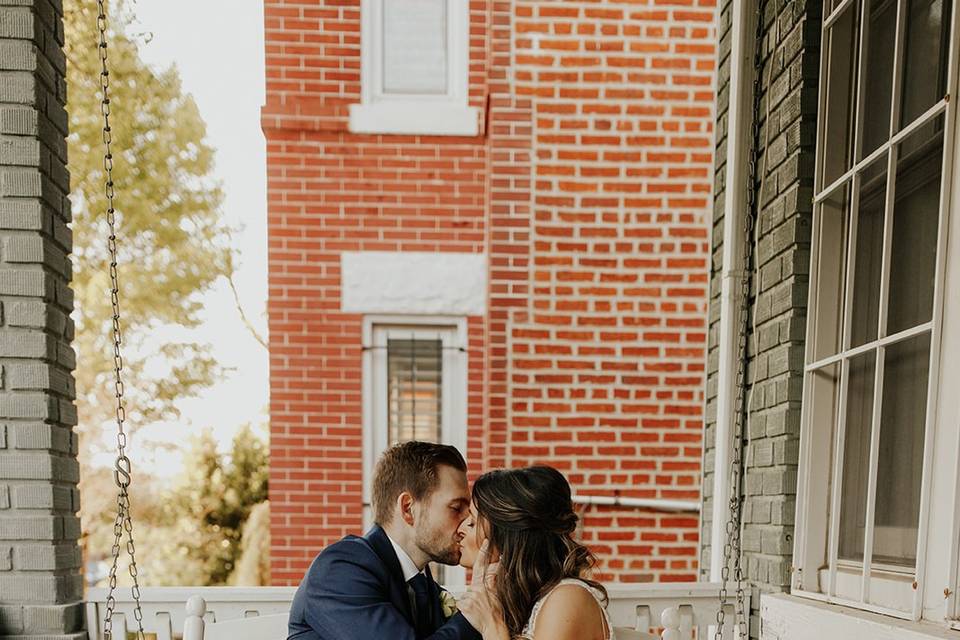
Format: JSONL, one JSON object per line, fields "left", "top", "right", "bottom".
{"left": 529, "top": 580, "right": 608, "bottom": 639}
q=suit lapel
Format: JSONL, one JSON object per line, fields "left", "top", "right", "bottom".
{"left": 364, "top": 525, "right": 417, "bottom": 627}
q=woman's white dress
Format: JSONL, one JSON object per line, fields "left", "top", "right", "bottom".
{"left": 521, "top": 578, "right": 614, "bottom": 640}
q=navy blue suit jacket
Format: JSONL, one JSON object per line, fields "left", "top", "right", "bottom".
{"left": 288, "top": 525, "right": 481, "bottom": 640}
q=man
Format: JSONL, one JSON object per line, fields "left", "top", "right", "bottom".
{"left": 288, "top": 441, "right": 483, "bottom": 640}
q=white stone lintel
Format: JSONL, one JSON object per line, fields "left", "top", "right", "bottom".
{"left": 341, "top": 251, "right": 486, "bottom": 315}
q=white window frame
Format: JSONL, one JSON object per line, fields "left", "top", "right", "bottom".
{"left": 360, "top": 315, "right": 469, "bottom": 584}
{"left": 792, "top": 0, "right": 960, "bottom": 624}
{"left": 349, "top": 0, "right": 479, "bottom": 136}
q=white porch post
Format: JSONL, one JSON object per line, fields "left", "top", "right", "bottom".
{"left": 710, "top": 0, "right": 758, "bottom": 582}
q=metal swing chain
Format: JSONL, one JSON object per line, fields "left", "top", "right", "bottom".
{"left": 715, "top": 1, "right": 766, "bottom": 638}
{"left": 96, "top": 2, "right": 147, "bottom": 639}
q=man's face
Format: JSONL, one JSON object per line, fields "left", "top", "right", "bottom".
{"left": 412, "top": 465, "right": 470, "bottom": 565}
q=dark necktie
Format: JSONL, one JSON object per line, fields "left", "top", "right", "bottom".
{"left": 408, "top": 573, "right": 432, "bottom": 635}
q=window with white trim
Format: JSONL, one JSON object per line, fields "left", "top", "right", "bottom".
{"left": 361, "top": 318, "right": 469, "bottom": 584}
{"left": 349, "top": 0, "right": 479, "bottom": 136}
{"left": 794, "top": 0, "right": 960, "bottom": 621}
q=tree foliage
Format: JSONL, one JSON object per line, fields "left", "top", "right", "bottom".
{"left": 162, "top": 426, "right": 269, "bottom": 584}
{"left": 64, "top": 0, "right": 234, "bottom": 447}
{"left": 85, "top": 425, "right": 269, "bottom": 586}
{"left": 65, "top": 0, "right": 241, "bottom": 577}
{"left": 229, "top": 500, "right": 271, "bottom": 586}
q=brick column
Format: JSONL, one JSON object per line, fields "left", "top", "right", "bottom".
{"left": 0, "top": 0, "right": 84, "bottom": 637}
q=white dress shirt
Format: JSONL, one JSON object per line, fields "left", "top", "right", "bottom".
{"left": 386, "top": 532, "right": 425, "bottom": 582}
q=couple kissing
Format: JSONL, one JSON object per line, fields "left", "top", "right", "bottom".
{"left": 288, "top": 441, "right": 612, "bottom": 640}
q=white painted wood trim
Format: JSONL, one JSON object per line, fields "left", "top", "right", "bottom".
{"left": 761, "top": 593, "right": 959, "bottom": 639}
{"left": 941, "top": 107, "right": 960, "bottom": 621}
{"left": 794, "top": 0, "right": 960, "bottom": 618}
{"left": 815, "top": 100, "right": 949, "bottom": 205}
{"left": 805, "top": 322, "right": 934, "bottom": 372}
{"left": 86, "top": 586, "right": 298, "bottom": 603}
{"left": 823, "top": 0, "right": 855, "bottom": 31}
{"left": 710, "top": 0, "right": 757, "bottom": 582}
{"left": 85, "top": 583, "right": 742, "bottom": 640}
{"left": 925, "top": 0, "right": 960, "bottom": 622}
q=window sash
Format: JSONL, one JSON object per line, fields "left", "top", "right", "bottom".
{"left": 793, "top": 0, "right": 960, "bottom": 621}
{"left": 360, "top": 0, "right": 470, "bottom": 106}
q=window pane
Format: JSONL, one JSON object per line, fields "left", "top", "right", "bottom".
{"left": 383, "top": 0, "right": 449, "bottom": 95}
{"left": 822, "top": 4, "right": 859, "bottom": 186}
{"left": 387, "top": 338, "right": 443, "bottom": 443}
{"left": 839, "top": 351, "right": 877, "bottom": 561}
{"left": 849, "top": 156, "right": 886, "bottom": 347}
{"left": 899, "top": 0, "right": 951, "bottom": 129}
{"left": 887, "top": 119, "right": 943, "bottom": 334}
{"left": 812, "top": 186, "right": 851, "bottom": 361}
{"left": 807, "top": 362, "right": 842, "bottom": 574}
{"left": 858, "top": 0, "right": 897, "bottom": 159}
{"left": 873, "top": 332, "right": 931, "bottom": 566}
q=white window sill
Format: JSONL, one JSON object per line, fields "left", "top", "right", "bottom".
{"left": 348, "top": 102, "right": 480, "bottom": 136}
{"left": 761, "top": 594, "right": 958, "bottom": 639}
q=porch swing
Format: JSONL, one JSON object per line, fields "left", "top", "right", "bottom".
{"left": 89, "top": 0, "right": 759, "bottom": 637}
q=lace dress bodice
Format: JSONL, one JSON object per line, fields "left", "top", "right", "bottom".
{"left": 520, "top": 578, "right": 613, "bottom": 640}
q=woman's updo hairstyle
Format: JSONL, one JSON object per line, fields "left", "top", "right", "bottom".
{"left": 472, "top": 466, "right": 607, "bottom": 636}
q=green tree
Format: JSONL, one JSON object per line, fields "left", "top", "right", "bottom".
{"left": 85, "top": 425, "right": 270, "bottom": 586}
{"left": 65, "top": 0, "right": 233, "bottom": 441}
{"left": 151, "top": 425, "right": 269, "bottom": 585}
{"left": 64, "top": 0, "right": 236, "bottom": 569}
{"left": 229, "top": 499, "right": 271, "bottom": 586}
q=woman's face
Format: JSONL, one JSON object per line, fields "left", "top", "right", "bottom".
{"left": 457, "top": 504, "right": 481, "bottom": 568}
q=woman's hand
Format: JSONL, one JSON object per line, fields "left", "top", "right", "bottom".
{"left": 457, "top": 540, "right": 509, "bottom": 640}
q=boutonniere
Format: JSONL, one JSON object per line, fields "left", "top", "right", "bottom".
{"left": 439, "top": 590, "right": 458, "bottom": 619}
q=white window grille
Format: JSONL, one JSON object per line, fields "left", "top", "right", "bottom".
{"left": 794, "top": 0, "right": 960, "bottom": 622}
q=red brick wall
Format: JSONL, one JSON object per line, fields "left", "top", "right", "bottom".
{"left": 263, "top": 0, "right": 491, "bottom": 584}
{"left": 264, "top": 0, "right": 715, "bottom": 585}
{"left": 501, "top": 1, "right": 715, "bottom": 583}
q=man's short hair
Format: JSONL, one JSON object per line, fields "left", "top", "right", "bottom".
{"left": 372, "top": 441, "right": 467, "bottom": 525}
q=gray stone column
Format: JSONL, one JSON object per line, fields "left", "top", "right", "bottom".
{"left": 0, "top": 0, "right": 84, "bottom": 637}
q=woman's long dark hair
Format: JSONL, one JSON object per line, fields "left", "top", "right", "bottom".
{"left": 472, "top": 466, "right": 607, "bottom": 636}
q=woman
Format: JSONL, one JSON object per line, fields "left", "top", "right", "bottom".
{"left": 457, "top": 466, "right": 612, "bottom": 640}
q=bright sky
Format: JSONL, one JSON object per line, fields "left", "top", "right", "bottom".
{"left": 126, "top": 0, "right": 268, "bottom": 477}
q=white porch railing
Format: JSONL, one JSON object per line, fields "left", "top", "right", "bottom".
{"left": 85, "top": 587, "right": 294, "bottom": 640}
{"left": 86, "top": 582, "right": 747, "bottom": 639}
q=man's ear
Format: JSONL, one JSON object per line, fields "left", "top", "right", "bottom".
{"left": 397, "top": 491, "right": 416, "bottom": 526}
